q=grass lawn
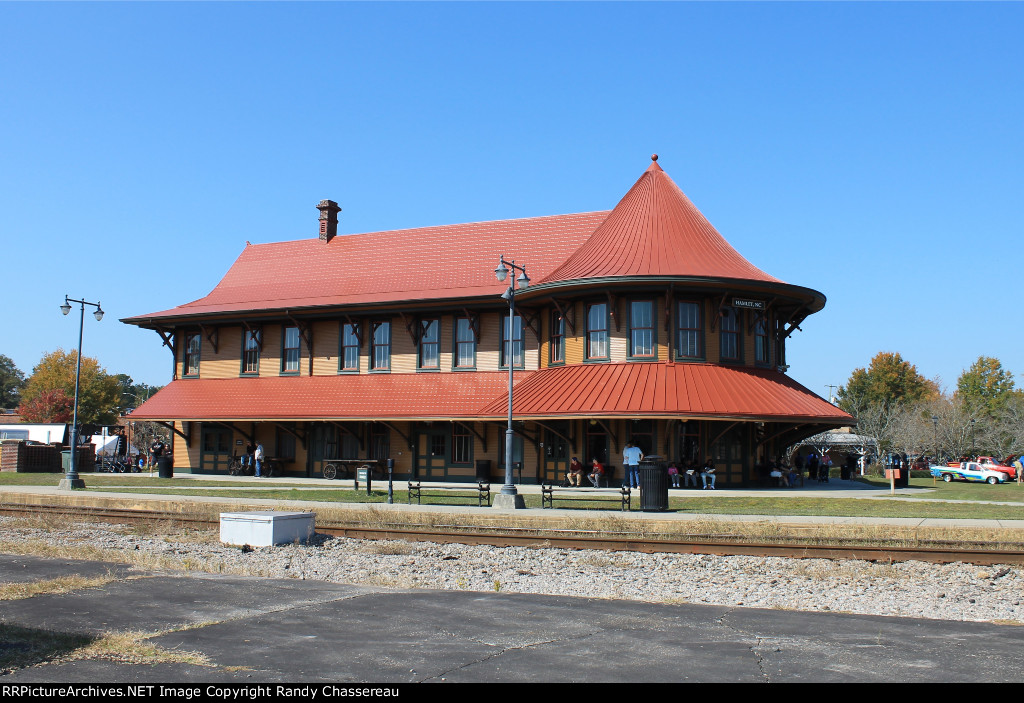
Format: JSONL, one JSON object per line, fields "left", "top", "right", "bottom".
{"left": 857, "top": 474, "right": 1024, "bottom": 503}
{"left": 3, "top": 472, "right": 1023, "bottom": 519}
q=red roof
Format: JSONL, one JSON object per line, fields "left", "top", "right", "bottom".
{"left": 539, "top": 158, "right": 782, "bottom": 287}
{"left": 125, "top": 212, "right": 609, "bottom": 321}
{"left": 131, "top": 362, "right": 850, "bottom": 424}
{"left": 129, "top": 372, "right": 524, "bottom": 422}
{"left": 479, "top": 361, "right": 852, "bottom": 422}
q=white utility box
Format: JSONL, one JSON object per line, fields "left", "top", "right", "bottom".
{"left": 219, "top": 511, "right": 315, "bottom": 547}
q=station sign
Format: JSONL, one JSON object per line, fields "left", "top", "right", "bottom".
{"left": 732, "top": 298, "right": 765, "bottom": 310}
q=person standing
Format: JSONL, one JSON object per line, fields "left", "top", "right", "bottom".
{"left": 150, "top": 438, "right": 165, "bottom": 469}
{"left": 254, "top": 442, "right": 265, "bottom": 478}
{"left": 623, "top": 442, "right": 644, "bottom": 490}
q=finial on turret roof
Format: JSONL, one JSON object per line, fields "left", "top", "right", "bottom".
{"left": 651, "top": 154, "right": 658, "bottom": 162}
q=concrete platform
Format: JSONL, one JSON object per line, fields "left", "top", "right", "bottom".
{"left": 1, "top": 554, "right": 1022, "bottom": 683}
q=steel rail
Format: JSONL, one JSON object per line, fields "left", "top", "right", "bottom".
{"left": 2, "top": 502, "right": 1023, "bottom": 566}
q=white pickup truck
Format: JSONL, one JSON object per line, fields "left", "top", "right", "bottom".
{"left": 930, "top": 461, "right": 1008, "bottom": 484}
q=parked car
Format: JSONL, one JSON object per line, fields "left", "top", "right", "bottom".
{"left": 931, "top": 461, "right": 1008, "bottom": 484}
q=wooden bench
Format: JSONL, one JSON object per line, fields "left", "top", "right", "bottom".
{"left": 407, "top": 481, "right": 491, "bottom": 507}
{"left": 541, "top": 484, "right": 631, "bottom": 511}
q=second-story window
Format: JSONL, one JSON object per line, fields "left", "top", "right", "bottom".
{"left": 501, "top": 315, "right": 523, "bottom": 368}
{"left": 184, "top": 333, "right": 201, "bottom": 376}
{"left": 282, "top": 326, "right": 300, "bottom": 373}
{"left": 371, "top": 321, "right": 390, "bottom": 371}
{"left": 755, "top": 316, "right": 770, "bottom": 365}
{"left": 630, "top": 301, "right": 654, "bottom": 358}
{"left": 454, "top": 317, "right": 476, "bottom": 368}
{"left": 550, "top": 311, "right": 565, "bottom": 364}
{"left": 242, "top": 329, "right": 261, "bottom": 374}
{"left": 676, "top": 301, "right": 702, "bottom": 360}
{"left": 586, "top": 303, "right": 608, "bottom": 360}
{"left": 340, "top": 322, "right": 360, "bottom": 372}
{"left": 419, "top": 319, "right": 440, "bottom": 369}
{"left": 720, "top": 307, "right": 740, "bottom": 362}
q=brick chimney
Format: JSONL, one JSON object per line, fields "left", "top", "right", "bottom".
{"left": 317, "top": 199, "right": 341, "bottom": 243}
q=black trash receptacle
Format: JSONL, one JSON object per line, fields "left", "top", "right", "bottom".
{"left": 157, "top": 456, "right": 173, "bottom": 479}
{"left": 638, "top": 461, "right": 669, "bottom": 512}
{"left": 475, "top": 459, "right": 492, "bottom": 482}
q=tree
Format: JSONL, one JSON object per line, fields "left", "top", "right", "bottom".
{"left": 112, "top": 374, "right": 162, "bottom": 414}
{"left": 17, "top": 388, "right": 73, "bottom": 423}
{"left": 956, "top": 356, "right": 1016, "bottom": 418}
{"left": 0, "top": 354, "right": 26, "bottom": 409}
{"left": 18, "top": 349, "right": 121, "bottom": 425}
{"left": 838, "top": 352, "right": 937, "bottom": 412}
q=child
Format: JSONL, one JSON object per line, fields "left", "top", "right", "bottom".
{"left": 667, "top": 462, "right": 680, "bottom": 488}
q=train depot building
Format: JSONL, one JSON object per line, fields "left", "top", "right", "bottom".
{"left": 124, "top": 157, "right": 851, "bottom": 487}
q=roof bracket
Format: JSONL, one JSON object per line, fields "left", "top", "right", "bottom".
{"left": 398, "top": 312, "right": 421, "bottom": 345}
{"left": 460, "top": 309, "right": 481, "bottom": 342}
{"left": 709, "top": 293, "right": 730, "bottom": 333}
{"left": 519, "top": 306, "right": 542, "bottom": 341}
{"left": 155, "top": 420, "right": 191, "bottom": 449}
{"left": 241, "top": 322, "right": 264, "bottom": 352}
{"left": 272, "top": 422, "right": 307, "bottom": 450}
{"left": 605, "top": 292, "right": 620, "bottom": 332}
{"left": 199, "top": 324, "right": 219, "bottom": 354}
{"left": 381, "top": 421, "right": 414, "bottom": 451}
{"left": 342, "top": 316, "right": 363, "bottom": 347}
{"left": 328, "top": 421, "right": 365, "bottom": 451}
{"left": 550, "top": 298, "right": 575, "bottom": 334}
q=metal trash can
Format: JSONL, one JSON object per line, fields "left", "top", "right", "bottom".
{"left": 638, "top": 460, "right": 669, "bottom": 512}
{"left": 157, "top": 456, "right": 174, "bottom": 479}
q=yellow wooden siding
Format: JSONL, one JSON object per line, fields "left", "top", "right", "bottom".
{"left": 258, "top": 325, "right": 282, "bottom": 377}
{"left": 198, "top": 329, "right": 243, "bottom": 379}
{"left": 312, "top": 321, "right": 340, "bottom": 375}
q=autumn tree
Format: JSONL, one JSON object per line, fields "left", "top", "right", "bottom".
{"left": 0, "top": 354, "right": 26, "bottom": 409}
{"left": 18, "top": 349, "right": 121, "bottom": 425}
{"left": 17, "top": 388, "right": 74, "bottom": 423}
{"left": 956, "top": 356, "right": 1017, "bottom": 418}
{"left": 838, "top": 352, "right": 937, "bottom": 413}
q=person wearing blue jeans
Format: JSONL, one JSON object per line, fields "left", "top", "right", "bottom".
{"left": 254, "top": 442, "right": 265, "bottom": 478}
{"left": 623, "top": 442, "right": 644, "bottom": 489}
{"left": 701, "top": 459, "right": 716, "bottom": 489}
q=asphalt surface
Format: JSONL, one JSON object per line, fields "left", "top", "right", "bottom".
{"left": 2, "top": 553, "right": 1023, "bottom": 683}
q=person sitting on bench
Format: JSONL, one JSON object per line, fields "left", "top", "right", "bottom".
{"left": 588, "top": 458, "right": 605, "bottom": 488}
{"left": 567, "top": 457, "right": 585, "bottom": 487}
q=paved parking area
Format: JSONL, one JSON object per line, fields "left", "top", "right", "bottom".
{"left": 2, "top": 554, "right": 1023, "bottom": 683}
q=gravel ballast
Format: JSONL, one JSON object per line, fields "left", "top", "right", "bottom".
{"left": 4, "top": 517, "right": 1022, "bottom": 625}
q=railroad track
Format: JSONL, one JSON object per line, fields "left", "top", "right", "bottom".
{"left": 3, "top": 502, "right": 1024, "bottom": 566}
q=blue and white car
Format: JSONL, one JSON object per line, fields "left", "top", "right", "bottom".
{"left": 930, "top": 461, "right": 1008, "bottom": 484}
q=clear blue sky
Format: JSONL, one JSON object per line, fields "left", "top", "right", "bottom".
{"left": 2, "top": 2, "right": 1021, "bottom": 401}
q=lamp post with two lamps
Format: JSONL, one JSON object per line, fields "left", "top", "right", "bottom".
{"left": 493, "top": 256, "right": 530, "bottom": 509}
{"left": 59, "top": 296, "right": 104, "bottom": 489}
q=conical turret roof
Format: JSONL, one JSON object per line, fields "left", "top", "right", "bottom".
{"left": 540, "top": 156, "right": 782, "bottom": 286}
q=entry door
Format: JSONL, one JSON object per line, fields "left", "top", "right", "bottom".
{"left": 200, "top": 425, "right": 233, "bottom": 473}
{"left": 416, "top": 426, "right": 448, "bottom": 481}
{"left": 710, "top": 425, "right": 746, "bottom": 485}
{"left": 543, "top": 423, "right": 571, "bottom": 484}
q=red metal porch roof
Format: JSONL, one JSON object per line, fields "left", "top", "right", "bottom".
{"left": 479, "top": 362, "right": 852, "bottom": 422}
{"left": 129, "top": 372, "right": 524, "bottom": 422}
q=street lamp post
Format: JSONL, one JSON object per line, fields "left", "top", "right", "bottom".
{"left": 493, "top": 255, "right": 529, "bottom": 509}
{"left": 59, "top": 295, "right": 103, "bottom": 490}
